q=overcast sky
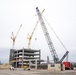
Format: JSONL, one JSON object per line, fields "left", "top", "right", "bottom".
{"left": 0, "top": 0, "right": 76, "bottom": 63}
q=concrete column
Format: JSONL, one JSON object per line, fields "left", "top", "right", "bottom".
{"left": 16, "top": 58, "right": 17, "bottom": 68}
{"left": 39, "top": 49, "right": 41, "bottom": 64}
{"left": 29, "top": 60, "right": 31, "bottom": 69}
{"left": 22, "top": 48, "right": 24, "bottom": 68}
{"left": 16, "top": 50, "right": 18, "bottom": 68}
{"left": 35, "top": 60, "right": 37, "bottom": 70}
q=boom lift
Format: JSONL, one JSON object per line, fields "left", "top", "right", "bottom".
{"left": 11, "top": 24, "right": 22, "bottom": 48}
{"left": 36, "top": 7, "right": 69, "bottom": 63}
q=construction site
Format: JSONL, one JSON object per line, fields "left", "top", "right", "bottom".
{"left": 0, "top": 7, "right": 76, "bottom": 75}
{"left": 5, "top": 7, "right": 75, "bottom": 71}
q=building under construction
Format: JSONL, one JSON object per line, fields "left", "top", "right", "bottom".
{"left": 9, "top": 7, "right": 71, "bottom": 70}
{"left": 9, "top": 48, "right": 46, "bottom": 69}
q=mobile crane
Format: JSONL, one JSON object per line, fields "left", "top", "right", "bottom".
{"left": 36, "top": 7, "right": 69, "bottom": 63}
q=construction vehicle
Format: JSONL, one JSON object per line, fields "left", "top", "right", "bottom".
{"left": 11, "top": 24, "right": 22, "bottom": 48}
{"left": 36, "top": 7, "right": 69, "bottom": 63}
{"left": 63, "top": 62, "right": 73, "bottom": 70}
{"left": 27, "top": 9, "right": 45, "bottom": 49}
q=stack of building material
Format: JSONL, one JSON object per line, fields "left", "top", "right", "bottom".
{"left": 0, "top": 64, "right": 12, "bottom": 69}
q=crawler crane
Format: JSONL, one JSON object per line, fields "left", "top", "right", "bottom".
{"left": 36, "top": 7, "right": 69, "bottom": 63}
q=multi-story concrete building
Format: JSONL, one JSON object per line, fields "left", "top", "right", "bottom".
{"left": 9, "top": 48, "right": 42, "bottom": 68}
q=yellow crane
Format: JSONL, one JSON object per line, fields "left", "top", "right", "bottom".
{"left": 27, "top": 9, "right": 45, "bottom": 49}
{"left": 11, "top": 24, "right": 22, "bottom": 48}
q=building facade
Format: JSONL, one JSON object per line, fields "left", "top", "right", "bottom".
{"left": 9, "top": 48, "right": 41, "bottom": 68}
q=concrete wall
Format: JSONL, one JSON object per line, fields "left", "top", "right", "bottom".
{"left": 48, "top": 63, "right": 65, "bottom": 71}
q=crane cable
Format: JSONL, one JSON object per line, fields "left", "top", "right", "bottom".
{"left": 43, "top": 16, "right": 68, "bottom": 51}
{"left": 43, "top": 16, "right": 69, "bottom": 61}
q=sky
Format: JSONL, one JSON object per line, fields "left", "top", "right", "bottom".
{"left": 0, "top": 0, "right": 76, "bottom": 63}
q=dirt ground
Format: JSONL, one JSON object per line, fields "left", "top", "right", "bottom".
{"left": 0, "top": 69, "right": 76, "bottom": 75}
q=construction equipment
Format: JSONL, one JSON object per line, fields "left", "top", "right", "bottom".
{"left": 36, "top": 7, "right": 69, "bottom": 63}
{"left": 27, "top": 22, "right": 38, "bottom": 49}
{"left": 27, "top": 9, "right": 45, "bottom": 49}
{"left": 43, "top": 17, "right": 69, "bottom": 62}
{"left": 11, "top": 24, "right": 22, "bottom": 48}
